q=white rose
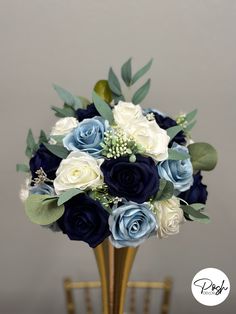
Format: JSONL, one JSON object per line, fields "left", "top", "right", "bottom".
{"left": 50, "top": 117, "right": 78, "bottom": 136}
{"left": 128, "top": 119, "right": 170, "bottom": 161}
{"left": 54, "top": 151, "right": 104, "bottom": 194}
{"left": 113, "top": 101, "right": 144, "bottom": 129}
{"left": 154, "top": 196, "right": 184, "bottom": 238}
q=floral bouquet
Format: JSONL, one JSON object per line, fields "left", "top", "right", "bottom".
{"left": 17, "top": 59, "right": 217, "bottom": 249}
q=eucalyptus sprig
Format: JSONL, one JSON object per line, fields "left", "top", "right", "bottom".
{"left": 52, "top": 84, "right": 90, "bottom": 117}
{"left": 16, "top": 129, "right": 48, "bottom": 173}
{"left": 108, "top": 58, "right": 153, "bottom": 104}
{"left": 176, "top": 109, "right": 198, "bottom": 134}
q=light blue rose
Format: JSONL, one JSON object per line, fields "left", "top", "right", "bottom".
{"left": 157, "top": 143, "right": 193, "bottom": 193}
{"left": 109, "top": 201, "right": 157, "bottom": 248}
{"left": 63, "top": 117, "right": 109, "bottom": 157}
{"left": 30, "top": 183, "right": 55, "bottom": 195}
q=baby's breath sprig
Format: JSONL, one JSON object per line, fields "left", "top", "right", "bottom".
{"left": 101, "top": 128, "right": 144, "bottom": 162}
{"left": 32, "top": 167, "right": 53, "bottom": 185}
{"left": 146, "top": 112, "right": 155, "bottom": 121}
{"left": 89, "top": 184, "right": 121, "bottom": 213}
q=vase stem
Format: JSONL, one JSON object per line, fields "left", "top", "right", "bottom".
{"left": 94, "top": 239, "right": 138, "bottom": 314}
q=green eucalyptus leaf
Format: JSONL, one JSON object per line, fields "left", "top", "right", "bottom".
{"left": 51, "top": 105, "right": 75, "bottom": 118}
{"left": 25, "top": 129, "right": 37, "bottom": 158}
{"left": 186, "top": 109, "right": 198, "bottom": 123}
{"left": 57, "top": 188, "right": 83, "bottom": 206}
{"left": 188, "top": 214, "right": 210, "bottom": 223}
{"left": 121, "top": 58, "right": 132, "bottom": 86}
{"left": 131, "top": 59, "right": 153, "bottom": 84}
{"left": 72, "top": 97, "right": 83, "bottom": 110}
{"left": 181, "top": 205, "right": 210, "bottom": 223}
{"left": 168, "top": 148, "right": 190, "bottom": 160}
{"left": 167, "top": 125, "right": 183, "bottom": 141}
{"left": 185, "top": 120, "right": 197, "bottom": 132}
{"left": 108, "top": 68, "right": 122, "bottom": 96}
{"left": 43, "top": 143, "right": 69, "bottom": 159}
{"left": 16, "top": 163, "right": 30, "bottom": 173}
{"left": 51, "top": 106, "right": 67, "bottom": 118}
{"left": 188, "top": 142, "right": 218, "bottom": 171}
{"left": 155, "top": 179, "right": 174, "bottom": 201}
{"left": 25, "top": 194, "right": 64, "bottom": 225}
{"left": 132, "top": 79, "right": 151, "bottom": 105}
{"left": 189, "top": 203, "right": 206, "bottom": 210}
{"left": 50, "top": 135, "right": 65, "bottom": 144}
{"left": 77, "top": 96, "right": 90, "bottom": 109}
{"left": 94, "top": 80, "right": 112, "bottom": 103}
{"left": 53, "top": 84, "right": 82, "bottom": 109}
{"left": 92, "top": 91, "right": 114, "bottom": 124}
{"left": 112, "top": 94, "right": 125, "bottom": 103}
{"left": 39, "top": 130, "right": 48, "bottom": 144}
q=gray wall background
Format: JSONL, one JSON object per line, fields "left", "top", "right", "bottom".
{"left": 0, "top": 1, "right": 235, "bottom": 313}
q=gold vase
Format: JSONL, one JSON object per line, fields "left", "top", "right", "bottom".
{"left": 94, "top": 239, "right": 138, "bottom": 314}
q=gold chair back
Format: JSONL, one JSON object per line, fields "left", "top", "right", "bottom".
{"left": 64, "top": 278, "right": 172, "bottom": 314}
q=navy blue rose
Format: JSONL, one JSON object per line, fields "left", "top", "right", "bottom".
{"left": 101, "top": 155, "right": 159, "bottom": 203}
{"left": 29, "top": 144, "right": 62, "bottom": 180}
{"left": 146, "top": 109, "right": 186, "bottom": 146}
{"left": 76, "top": 103, "right": 100, "bottom": 122}
{"left": 179, "top": 172, "right": 208, "bottom": 205}
{"left": 58, "top": 194, "right": 110, "bottom": 248}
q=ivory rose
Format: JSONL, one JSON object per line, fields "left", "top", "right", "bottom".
{"left": 154, "top": 196, "right": 184, "bottom": 238}
{"left": 50, "top": 117, "right": 78, "bottom": 136}
{"left": 54, "top": 151, "right": 104, "bottom": 194}
{"left": 113, "top": 101, "right": 143, "bottom": 129}
{"left": 113, "top": 101, "right": 170, "bottom": 161}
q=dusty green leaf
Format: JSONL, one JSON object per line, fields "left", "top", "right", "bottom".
{"left": 188, "top": 142, "right": 218, "bottom": 171}
{"left": 185, "top": 109, "right": 198, "bottom": 123}
{"left": 92, "top": 91, "right": 114, "bottom": 124}
{"left": 43, "top": 143, "right": 69, "bottom": 159}
{"left": 168, "top": 148, "right": 190, "bottom": 160}
{"left": 39, "top": 130, "right": 48, "bottom": 144}
{"left": 25, "top": 129, "right": 37, "bottom": 158}
{"left": 132, "top": 79, "right": 151, "bottom": 104}
{"left": 108, "top": 67, "right": 122, "bottom": 96}
{"left": 16, "top": 164, "right": 30, "bottom": 173}
{"left": 25, "top": 194, "right": 64, "bottom": 225}
{"left": 167, "top": 125, "right": 183, "bottom": 141}
{"left": 77, "top": 96, "right": 90, "bottom": 108}
{"left": 53, "top": 84, "right": 82, "bottom": 109}
{"left": 185, "top": 120, "right": 197, "bottom": 132}
{"left": 155, "top": 179, "right": 174, "bottom": 201}
{"left": 181, "top": 205, "right": 210, "bottom": 223}
{"left": 131, "top": 59, "right": 153, "bottom": 84}
{"left": 51, "top": 104, "right": 75, "bottom": 118}
{"left": 57, "top": 189, "right": 83, "bottom": 206}
{"left": 121, "top": 58, "right": 132, "bottom": 86}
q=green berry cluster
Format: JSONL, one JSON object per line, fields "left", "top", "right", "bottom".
{"left": 101, "top": 128, "right": 144, "bottom": 162}
{"left": 176, "top": 114, "right": 188, "bottom": 129}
